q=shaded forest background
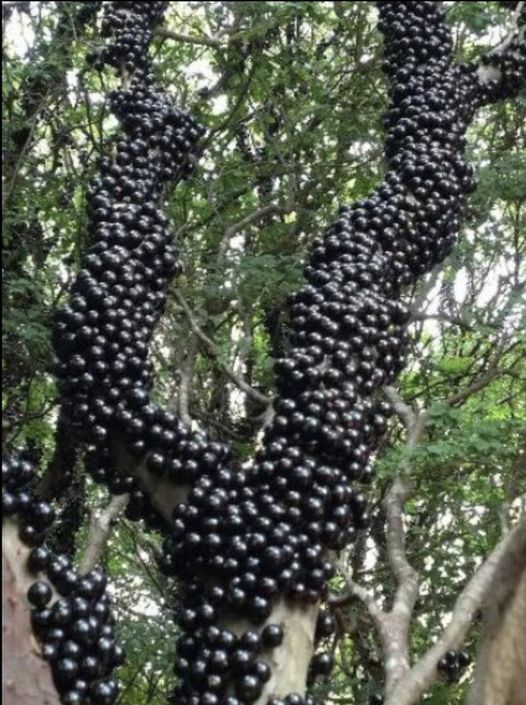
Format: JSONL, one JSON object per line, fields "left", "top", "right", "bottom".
{"left": 2, "top": 2, "right": 525, "bottom": 704}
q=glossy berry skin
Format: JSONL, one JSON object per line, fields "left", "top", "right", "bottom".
{"left": 457, "top": 651, "right": 471, "bottom": 667}
{"left": 27, "top": 581, "right": 53, "bottom": 608}
{"left": 18, "top": 0, "right": 521, "bottom": 702}
{"left": 262, "top": 624, "right": 284, "bottom": 649}
{"left": 54, "top": 658, "right": 79, "bottom": 684}
{"left": 2, "top": 491, "right": 17, "bottom": 515}
{"left": 4, "top": 449, "right": 123, "bottom": 703}
{"left": 61, "top": 692, "right": 84, "bottom": 705}
{"left": 315, "top": 611, "right": 336, "bottom": 640}
{"left": 310, "top": 651, "right": 334, "bottom": 676}
{"left": 285, "top": 695, "right": 304, "bottom": 705}
{"left": 90, "top": 679, "right": 119, "bottom": 705}
{"left": 437, "top": 648, "right": 472, "bottom": 682}
{"left": 27, "top": 546, "right": 53, "bottom": 573}
{"left": 236, "top": 674, "right": 263, "bottom": 701}
{"left": 156, "top": 1, "right": 524, "bottom": 698}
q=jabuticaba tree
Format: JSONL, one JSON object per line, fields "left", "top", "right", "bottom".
{"left": 2, "top": 2, "right": 525, "bottom": 705}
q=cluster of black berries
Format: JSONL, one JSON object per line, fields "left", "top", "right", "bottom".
{"left": 267, "top": 697, "right": 315, "bottom": 705}
{"left": 52, "top": 0, "right": 205, "bottom": 511}
{"left": 437, "top": 650, "right": 471, "bottom": 683}
{"left": 75, "top": 1, "right": 102, "bottom": 27}
{"left": 3, "top": 453, "right": 56, "bottom": 545}
{"left": 480, "top": 3, "right": 526, "bottom": 100}
{"left": 161, "top": 3, "right": 483, "bottom": 701}
{"left": 171, "top": 623, "right": 296, "bottom": 705}
{"left": 48, "top": 1, "right": 525, "bottom": 704}
{"left": 3, "top": 455, "right": 123, "bottom": 705}
{"left": 28, "top": 560, "right": 124, "bottom": 705}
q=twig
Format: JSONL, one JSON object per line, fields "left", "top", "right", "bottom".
{"left": 78, "top": 493, "right": 129, "bottom": 574}
{"left": 476, "top": 1, "right": 526, "bottom": 85}
{"left": 218, "top": 203, "right": 289, "bottom": 258}
{"left": 156, "top": 26, "right": 221, "bottom": 49}
{"left": 384, "top": 386, "right": 418, "bottom": 432}
{"left": 385, "top": 518, "right": 526, "bottom": 705}
{"left": 443, "top": 368, "right": 501, "bottom": 407}
{"left": 330, "top": 573, "right": 385, "bottom": 634}
{"left": 172, "top": 289, "right": 270, "bottom": 407}
{"left": 410, "top": 312, "right": 478, "bottom": 332}
{"left": 177, "top": 335, "right": 197, "bottom": 427}
{"left": 409, "top": 264, "right": 442, "bottom": 317}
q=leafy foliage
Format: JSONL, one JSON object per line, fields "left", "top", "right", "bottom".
{"left": 2, "top": 2, "right": 525, "bottom": 704}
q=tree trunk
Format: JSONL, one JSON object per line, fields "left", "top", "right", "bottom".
{"left": 2, "top": 522, "right": 60, "bottom": 705}
{"left": 3, "top": 2, "right": 525, "bottom": 705}
{"left": 467, "top": 522, "right": 526, "bottom": 705}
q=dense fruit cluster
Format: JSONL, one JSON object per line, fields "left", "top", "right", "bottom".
{"left": 46, "top": 2, "right": 525, "bottom": 704}
{"left": 480, "top": 2, "right": 526, "bottom": 100}
{"left": 437, "top": 650, "right": 471, "bottom": 682}
{"left": 76, "top": 1, "right": 102, "bottom": 27}
{"left": 3, "top": 453, "right": 56, "bottom": 545}
{"left": 163, "top": 3, "right": 482, "bottom": 700}
{"left": 3, "top": 455, "right": 123, "bottom": 705}
{"left": 52, "top": 0, "right": 205, "bottom": 519}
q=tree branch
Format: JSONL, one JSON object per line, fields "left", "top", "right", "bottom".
{"left": 172, "top": 289, "right": 271, "bottom": 407}
{"left": 383, "top": 479, "right": 419, "bottom": 600}
{"left": 380, "top": 476, "right": 420, "bottom": 691}
{"left": 409, "top": 264, "right": 442, "bottom": 318}
{"left": 476, "top": 1, "right": 526, "bottom": 85}
{"left": 443, "top": 368, "right": 502, "bottom": 407}
{"left": 177, "top": 335, "right": 197, "bottom": 427}
{"left": 156, "top": 26, "right": 221, "bottom": 49}
{"left": 384, "top": 386, "right": 418, "bottom": 432}
{"left": 78, "top": 493, "right": 130, "bottom": 575}
{"left": 376, "top": 386, "right": 429, "bottom": 689}
{"left": 218, "top": 203, "right": 289, "bottom": 258}
{"left": 384, "top": 518, "right": 526, "bottom": 705}
{"left": 330, "top": 554, "right": 386, "bottom": 634}
{"left": 467, "top": 514, "right": 526, "bottom": 705}
{"left": 2, "top": 521, "right": 61, "bottom": 705}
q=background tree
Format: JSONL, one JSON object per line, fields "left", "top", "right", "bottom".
{"left": 2, "top": 3, "right": 525, "bottom": 705}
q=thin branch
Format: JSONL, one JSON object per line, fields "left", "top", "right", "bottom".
{"left": 476, "top": 1, "right": 526, "bottom": 85}
{"left": 384, "top": 386, "right": 418, "bottom": 432}
{"left": 410, "top": 312, "right": 477, "bottom": 332}
{"left": 78, "top": 493, "right": 129, "bottom": 574}
{"left": 177, "top": 335, "right": 197, "bottom": 427}
{"left": 333, "top": 579, "right": 386, "bottom": 633}
{"left": 443, "top": 368, "right": 502, "bottom": 407}
{"left": 156, "top": 26, "right": 221, "bottom": 48}
{"left": 383, "top": 478, "right": 419, "bottom": 599}
{"left": 385, "top": 518, "right": 526, "bottom": 705}
{"left": 172, "top": 289, "right": 271, "bottom": 407}
{"left": 218, "top": 203, "right": 290, "bottom": 258}
{"left": 379, "top": 386, "right": 428, "bottom": 690}
{"left": 409, "top": 264, "right": 442, "bottom": 318}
